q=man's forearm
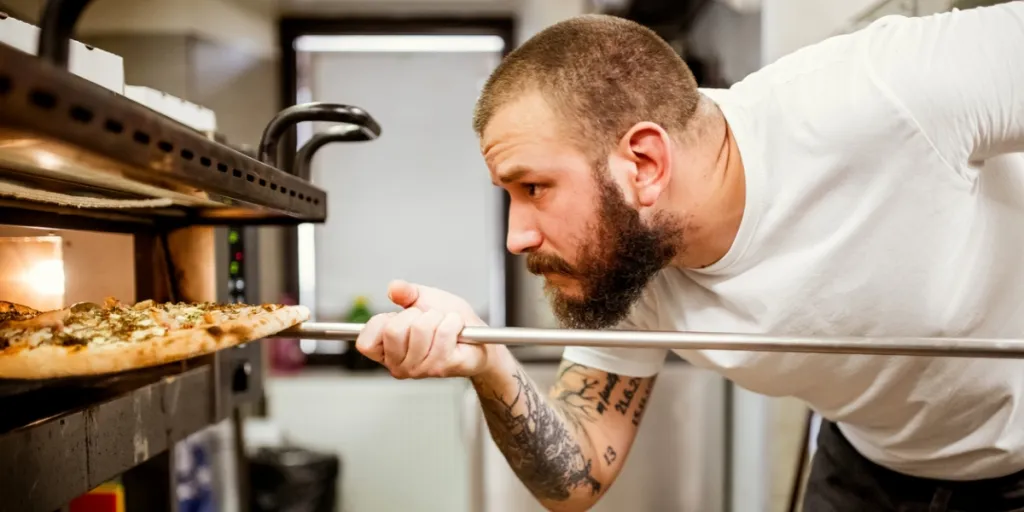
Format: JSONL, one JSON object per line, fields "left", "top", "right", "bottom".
{"left": 470, "top": 346, "right": 609, "bottom": 511}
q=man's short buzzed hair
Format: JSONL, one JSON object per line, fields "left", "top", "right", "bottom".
{"left": 473, "top": 14, "right": 700, "bottom": 158}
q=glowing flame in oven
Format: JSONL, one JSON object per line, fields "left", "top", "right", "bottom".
{"left": 22, "top": 259, "right": 65, "bottom": 296}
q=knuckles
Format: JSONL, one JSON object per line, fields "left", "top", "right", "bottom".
{"left": 367, "top": 308, "right": 469, "bottom": 380}
{"left": 382, "top": 323, "right": 406, "bottom": 343}
{"left": 409, "top": 311, "right": 447, "bottom": 342}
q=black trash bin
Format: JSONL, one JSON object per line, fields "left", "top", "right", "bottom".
{"left": 249, "top": 447, "right": 340, "bottom": 512}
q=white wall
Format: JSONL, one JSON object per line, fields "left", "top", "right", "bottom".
{"left": 760, "top": 0, "right": 879, "bottom": 64}
{"left": 307, "top": 48, "right": 504, "bottom": 320}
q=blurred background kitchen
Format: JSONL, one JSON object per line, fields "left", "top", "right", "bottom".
{"left": 0, "top": 0, "right": 998, "bottom": 511}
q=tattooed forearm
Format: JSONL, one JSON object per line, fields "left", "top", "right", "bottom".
{"left": 614, "top": 378, "right": 641, "bottom": 414}
{"left": 603, "top": 446, "right": 617, "bottom": 465}
{"left": 552, "top": 364, "right": 605, "bottom": 428}
{"left": 558, "top": 363, "right": 587, "bottom": 378}
{"left": 475, "top": 368, "right": 603, "bottom": 502}
{"left": 596, "top": 373, "right": 620, "bottom": 414}
{"left": 631, "top": 378, "right": 656, "bottom": 426}
{"left": 473, "top": 355, "right": 657, "bottom": 508}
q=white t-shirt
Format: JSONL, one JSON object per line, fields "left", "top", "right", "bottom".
{"left": 563, "top": 4, "right": 1024, "bottom": 480}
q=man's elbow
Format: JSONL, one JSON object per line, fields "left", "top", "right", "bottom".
{"left": 541, "top": 496, "right": 604, "bottom": 512}
{"left": 538, "top": 479, "right": 615, "bottom": 512}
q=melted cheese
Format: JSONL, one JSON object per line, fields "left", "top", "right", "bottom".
{"left": 0, "top": 300, "right": 279, "bottom": 350}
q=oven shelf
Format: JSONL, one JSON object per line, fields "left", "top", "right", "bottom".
{"left": 0, "top": 360, "right": 233, "bottom": 512}
{"left": 0, "top": 41, "right": 327, "bottom": 228}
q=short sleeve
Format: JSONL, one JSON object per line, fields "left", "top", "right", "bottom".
{"left": 561, "top": 297, "right": 668, "bottom": 378}
{"left": 864, "top": 4, "right": 1024, "bottom": 164}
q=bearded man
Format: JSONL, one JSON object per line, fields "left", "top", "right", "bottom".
{"left": 354, "top": 3, "right": 1024, "bottom": 511}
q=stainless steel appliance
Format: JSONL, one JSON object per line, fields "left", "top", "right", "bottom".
{"left": 0, "top": 2, "right": 334, "bottom": 510}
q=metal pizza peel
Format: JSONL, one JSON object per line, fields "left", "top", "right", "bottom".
{"left": 278, "top": 322, "right": 1024, "bottom": 360}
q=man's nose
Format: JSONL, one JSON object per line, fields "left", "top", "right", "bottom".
{"left": 506, "top": 213, "right": 541, "bottom": 255}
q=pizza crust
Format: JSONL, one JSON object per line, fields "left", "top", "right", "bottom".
{"left": 0, "top": 301, "right": 40, "bottom": 324}
{"left": 0, "top": 305, "right": 309, "bottom": 380}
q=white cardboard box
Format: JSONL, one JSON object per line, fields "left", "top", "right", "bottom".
{"left": 124, "top": 85, "right": 218, "bottom": 133}
{"left": 0, "top": 13, "right": 125, "bottom": 94}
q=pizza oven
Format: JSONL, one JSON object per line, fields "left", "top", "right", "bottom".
{"left": 0, "top": 3, "right": 378, "bottom": 511}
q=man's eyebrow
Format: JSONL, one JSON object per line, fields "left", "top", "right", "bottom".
{"left": 494, "top": 167, "right": 530, "bottom": 185}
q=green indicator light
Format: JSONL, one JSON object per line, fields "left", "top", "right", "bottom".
{"left": 228, "top": 231, "right": 239, "bottom": 244}
{"left": 230, "top": 261, "right": 240, "bottom": 274}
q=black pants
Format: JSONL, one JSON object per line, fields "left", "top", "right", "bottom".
{"left": 803, "top": 420, "right": 1024, "bottom": 512}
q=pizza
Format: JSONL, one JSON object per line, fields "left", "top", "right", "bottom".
{"left": 0, "top": 298, "right": 309, "bottom": 380}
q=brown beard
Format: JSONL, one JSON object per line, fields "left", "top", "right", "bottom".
{"left": 526, "top": 168, "right": 683, "bottom": 329}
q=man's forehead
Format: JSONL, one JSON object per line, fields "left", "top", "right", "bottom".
{"left": 481, "top": 92, "right": 559, "bottom": 148}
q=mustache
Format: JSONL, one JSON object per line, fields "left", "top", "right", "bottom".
{"left": 525, "top": 252, "right": 576, "bottom": 276}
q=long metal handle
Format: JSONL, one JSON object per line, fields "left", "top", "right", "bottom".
{"left": 293, "top": 124, "right": 377, "bottom": 181}
{"left": 257, "top": 103, "right": 381, "bottom": 167}
{"left": 280, "top": 322, "right": 1024, "bottom": 359}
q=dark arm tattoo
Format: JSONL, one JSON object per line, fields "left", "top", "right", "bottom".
{"left": 631, "top": 378, "right": 656, "bottom": 426}
{"left": 474, "top": 366, "right": 604, "bottom": 502}
{"left": 473, "top": 362, "right": 656, "bottom": 505}
{"left": 614, "top": 378, "right": 641, "bottom": 414}
{"left": 596, "top": 374, "right": 620, "bottom": 414}
{"left": 552, "top": 363, "right": 610, "bottom": 430}
{"left": 603, "top": 446, "right": 617, "bottom": 465}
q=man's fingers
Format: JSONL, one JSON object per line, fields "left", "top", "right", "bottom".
{"left": 355, "top": 313, "right": 393, "bottom": 363}
{"left": 388, "top": 280, "right": 420, "bottom": 309}
{"left": 388, "top": 280, "right": 480, "bottom": 320}
{"left": 370, "top": 281, "right": 490, "bottom": 379}
{"left": 400, "top": 310, "right": 445, "bottom": 375}
{"left": 419, "top": 312, "right": 464, "bottom": 378}
{"left": 382, "top": 308, "right": 421, "bottom": 369}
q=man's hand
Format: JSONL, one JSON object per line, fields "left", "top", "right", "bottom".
{"left": 355, "top": 280, "right": 493, "bottom": 379}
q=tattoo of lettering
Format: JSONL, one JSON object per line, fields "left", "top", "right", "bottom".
{"left": 476, "top": 368, "right": 602, "bottom": 502}
{"left": 596, "top": 373, "right": 620, "bottom": 415}
{"left": 615, "top": 378, "right": 641, "bottom": 414}
{"left": 631, "top": 379, "right": 656, "bottom": 426}
{"left": 603, "top": 446, "right": 617, "bottom": 465}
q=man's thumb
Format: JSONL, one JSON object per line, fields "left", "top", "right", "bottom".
{"left": 387, "top": 280, "right": 420, "bottom": 309}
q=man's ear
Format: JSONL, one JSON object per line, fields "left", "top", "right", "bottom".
{"left": 616, "top": 121, "right": 673, "bottom": 207}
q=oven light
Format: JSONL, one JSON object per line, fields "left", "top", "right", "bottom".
{"left": 22, "top": 259, "right": 65, "bottom": 296}
{"left": 32, "top": 151, "right": 65, "bottom": 170}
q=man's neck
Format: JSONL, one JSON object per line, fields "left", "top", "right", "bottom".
{"left": 669, "top": 97, "right": 746, "bottom": 269}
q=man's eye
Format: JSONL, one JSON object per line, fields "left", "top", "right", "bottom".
{"left": 524, "top": 184, "right": 541, "bottom": 197}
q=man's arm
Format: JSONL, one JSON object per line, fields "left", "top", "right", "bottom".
{"left": 472, "top": 345, "right": 656, "bottom": 512}
{"left": 865, "top": 3, "right": 1024, "bottom": 163}
{"left": 354, "top": 281, "right": 659, "bottom": 511}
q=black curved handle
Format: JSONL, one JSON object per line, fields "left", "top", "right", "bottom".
{"left": 293, "top": 124, "right": 377, "bottom": 181}
{"left": 258, "top": 102, "right": 382, "bottom": 167}
{"left": 37, "top": 0, "right": 93, "bottom": 68}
